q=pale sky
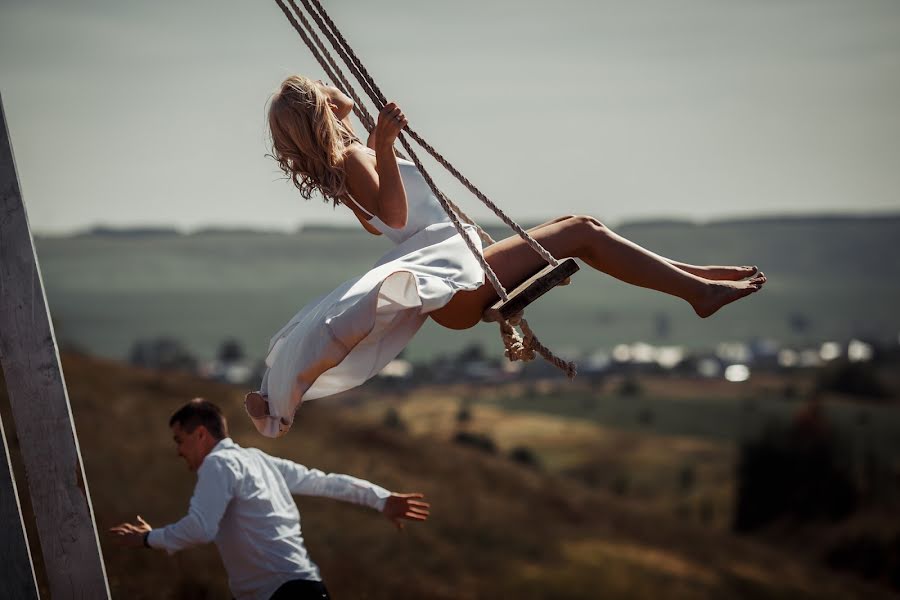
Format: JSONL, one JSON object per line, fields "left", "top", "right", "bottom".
{"left": 2, "top": 0, "right": 899, "bottom": 234}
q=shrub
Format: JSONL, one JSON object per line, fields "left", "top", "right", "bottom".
{"left": 216, "top": 338, "right": 245, "bottom": 362}
{"left": 129, "top": 337, "right": 197, "bottom": 372}
{"left": 611, "top": 473, "right": 629, "bottom": 496}
{"left": 453, "top": 431, "right": 497, "bottom": 454}
{"left": 816, "top": 359, "right": 891, "bottom": 399}
{"left": 825, "top": 532, "right": 900, "bottom": 591}
{"left": 699, "top": 498, "right": 715, "bottom": 525}
{"left": 456, "top": 401, "right": 472, "bottom": 425}
{"left": 733, "top": 407, "right": 858, "bottom": 532}
{"left": 679, "top": 465, "right": 696, "bottom": 493}
{"left": 509, "top": 446, "right": 541, "bottom": 470}
{"left": 618, "top": 376, "right": 643, "bottom": 397}
{"left": 637, "top": 407, "right": 654, "bottom": 426}
{"left": 381, "top": 407, "right": 406, "bottom": 432}
{"left": 826, "top": 534, "right": 889, "bottom": 580}
{"left": 782, "top": 382, "right": 802, "bottom": 400}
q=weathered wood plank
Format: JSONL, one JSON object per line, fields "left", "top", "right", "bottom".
{"left": 490, "top": 257, "right": 580, "bottom": 319}
{"left": 0, "top": 95, "right": 110, "bottom": 598}
{"left": 0, "top": 409, "right": 39, "bottom": 599}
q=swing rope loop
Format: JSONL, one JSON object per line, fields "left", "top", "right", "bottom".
{"left": 277, "top": 0, "right": 577, "bottom": 377}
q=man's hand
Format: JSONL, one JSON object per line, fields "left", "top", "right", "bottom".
{"left": 382, "top": 493, "right": 430, "bottom": 531}
{"left": 108, "top": 515, "right": 152, "bottom": 548}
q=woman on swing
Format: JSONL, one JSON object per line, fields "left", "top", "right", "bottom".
{"left": 246, "top": 75, "right": 766, "bottom": 438}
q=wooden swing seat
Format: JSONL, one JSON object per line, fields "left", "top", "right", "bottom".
{"left": 489, "top": 257, "right": 580, "bottom": 320}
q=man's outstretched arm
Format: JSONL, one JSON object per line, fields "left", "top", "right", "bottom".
{"left": 264, "top": 453, "right": 430, "bottom": 528}
{"left": 109, "top": 456, "right": 236, "bottom": 553}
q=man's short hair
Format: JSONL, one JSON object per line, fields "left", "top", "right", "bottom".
{"left": 169, "top": 398, "right": 228, "bottom": 440}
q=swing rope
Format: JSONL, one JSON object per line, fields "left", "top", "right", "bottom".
{"left": 273, "top": 0, "right": 375, "bottom": 133}
{"left": 276, "top": 0, "right": 489, "bottom": 244}
{"left": 276, "top": 0, "right": 577, "bottom": 377}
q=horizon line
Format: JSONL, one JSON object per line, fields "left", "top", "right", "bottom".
{"left": 32, "top": 208, "right": 900, "bottom": 238}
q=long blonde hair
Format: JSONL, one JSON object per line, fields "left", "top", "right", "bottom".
{"left": 267, "top": 75, "right": 358, "bottom": 205}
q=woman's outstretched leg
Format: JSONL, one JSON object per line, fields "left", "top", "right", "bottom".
{"left": 665, "top": 261, "right": 757, "bottom": 281}
{"left": 430, "top": 215, "right": 766, "bottom": 330}
{"left": 523, "top": 216, "right": 758, "bottom": 281}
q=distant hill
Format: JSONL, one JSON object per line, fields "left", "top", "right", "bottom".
{"left": 0, "top": 354, "right": 890, "bottom": 599}
{"left": 38, "top": 211, "right": 900, "bottom": 240}
{"left": 71, "top": 225, "right": 182, "bottom": 239}
{"left": 32, "top": 213, "right": 900, "bottom": 365}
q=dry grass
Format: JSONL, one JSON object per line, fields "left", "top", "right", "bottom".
{"left": 342, "top": 391, "right": 737, "bottom": 526}
{"left": 1, "top": 354, "right": 891, "bottom": 599}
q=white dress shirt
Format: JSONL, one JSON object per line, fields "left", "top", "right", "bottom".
{"left": 146, "top": 438, "right": 391, "bottom": 600}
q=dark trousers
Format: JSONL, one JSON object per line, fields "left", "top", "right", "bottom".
{"left": 269, "top": 579, "right": 331, "bottom": 600}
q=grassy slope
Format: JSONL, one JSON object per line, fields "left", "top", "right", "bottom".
{"left": 2, "top": 354, "right": 892, "bottom": 599}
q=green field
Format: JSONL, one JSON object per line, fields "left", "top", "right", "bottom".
{"left": 35, "top": 214, "right": 900, "bottom": 363}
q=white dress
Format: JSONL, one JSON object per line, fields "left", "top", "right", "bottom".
{"left": 250, "top": 148, "right": 485, "bottom": 438}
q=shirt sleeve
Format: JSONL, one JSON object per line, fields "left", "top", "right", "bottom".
{"left": 146, "top": 455, "right": 237, "bottom": 554}
{"left": 263, "top": 452, "right": 391, "bottom": 512}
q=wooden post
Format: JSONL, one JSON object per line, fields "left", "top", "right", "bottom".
{"left": 0, "top": 95, "right": 110, "bottom": 597}
{"left": 0, "top": 410, "right": 39, "bottom": 599}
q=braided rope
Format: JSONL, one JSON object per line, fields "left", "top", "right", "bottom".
{"left": 288, "top": 0, "right": 491, "bottom": 249}
{"left": 285, "top": 0, "right": 417, "bottom": 162}
{"left": 293, "top": 0, "right": 509, "bottom": 301}
{"left": 518, "top": 317, "right": 577, "bottom": 377}
{"left": 285, "top": 0, "right": 500, "bottom": 285}
{"left": 277, "top": 0, "right": 577, "bottom": 375}
{"left": 395, "top": 134, "right": 510, "bottom": 302}
{"left": 303, "top": 0, "right": 385, "bottom": 103}
{"left": 296, "top": 0, "right": 496, "bottom": 247}
{"left": 293, "top": 0, "right": 382, "bottom": 118}
{"left": 435, "top": 188, "right": 495, "bottom": 247}
{"left": 277, "top": 0, "right": 496, "bottom": 260}
{"left": 303, "top": 0, "right": 557, "bottom": 268}
{"left": 276, "top": 0, "right": 375, "bottom": 132}
{"left": 401, "top": 128, "right": 556, "bottom": 264}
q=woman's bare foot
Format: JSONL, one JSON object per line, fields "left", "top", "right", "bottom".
{"left": 692, "top": 272, "right": 766, "bottom": 318}
{"left": 244, "top": 392, "right": 269, "bottom": 419}
{"left": 676, "top": 264, "right": 758, "bottom": 281}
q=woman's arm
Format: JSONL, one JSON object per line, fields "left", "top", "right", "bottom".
{"left": 316, "top": 81, "right": 357, "bottom": 135}
{"left": 319, "top": 81, "right": 354, "bottom": 120}
{"left": 344, "top": 103, "right": 409, "bottom": 229}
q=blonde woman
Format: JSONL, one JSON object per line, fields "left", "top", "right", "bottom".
{"left": 246, "top": 75, "right": 766, "bottom": 438}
